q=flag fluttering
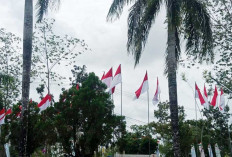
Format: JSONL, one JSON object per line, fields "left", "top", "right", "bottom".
{"left": 76, "top": 84, "right": 79, "bottom": 90}
{"left": 109, "top": 64, "right": 122, "bottom": 89}
{"left": 211, "top": 86, "right": 218, "bottom": 107}
{"left": 134, "top": 71, "right": 149, "bottom": 99}
{"left": 152, "top": 77, "right": 161, "bottom": 105}
{"left": 16, "top": 106, "right": 22, "bottom": 118}
{"left": 198, "top": 143, "right": 205, "bottom": 157}
{"left": 0, "top": 109, "right": 12, "bottom": 125}
{"left": 38, "top": 94, "right": 52, "bottom": 112}
{"left": 219, "top": 88, "right": 225, "bottom": 113}
{"left": 203, "top": 85, "right": 209, "bottom": 109}
{"left": 195, "top": 83, "right": 206, "bottom": 106}
{"left": 101, "top": 68, "right": 115, "bottom": 94}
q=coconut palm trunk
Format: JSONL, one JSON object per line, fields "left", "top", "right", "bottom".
{"left": 20, "top": 0, "right": 33, "bottom": 156}
{"left": 167, "top": 25, "right": 181, "bottom": 156}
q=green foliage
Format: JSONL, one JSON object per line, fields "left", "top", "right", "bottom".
{"left": 32, "top": 19, "right": 89, "bottom": 90}
{"left": 0, "top": 28, "right": 22, "bottom": 107}
{"left": 107, "top": 0, "right": 213, "bottom": 66}
{"left": 53, "top": 70, "right": 125, "bottom": 156}
{"left": 152, "top": 101, "right": 232, "bottom": 156}
{"left": 117, "top": 124, "right": 158, "bottom": 154}
{"left": 203, "top": 0, "right": 232, "bottom": 94}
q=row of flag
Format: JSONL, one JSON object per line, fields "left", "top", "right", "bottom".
{"left": 191, "top": 143, "right": 221, "bottom": 157}
{"left": 195, "top": 84, "right": 225, "bottom": 112}
{"left": 0, "top": 94, "right": 52, "bottom": 125}
{"left": 100, "top": 65, "right": 161, "bottom": 105}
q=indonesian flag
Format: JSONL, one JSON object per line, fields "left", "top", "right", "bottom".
{"left": 134, "top": 71, "right": 149, "bottom": 99}
{"left": 219, "top": 88, "right": 225, "bottom": 112}
{"left": 38, "top": 94, "right": 52, "bottom": 112}
{"left": 203, "top": 85, "right": 209, "bottom": 109}
{"left": 0, "top": 109, "right": 12, "bottom": 125}
{"left": 76, "top": 84, "right": 79, "bottom": 90}
{"left": 16, "top": 105, "right": 22, "bottom": 118}
{"left": 109, "top": 64, "right": 122, "bottom": 89}
{"left": 195, "top": 83, "right": 206, "bottom": 106}
{"left": 152, "top": 77, "right": 161, "bottom": 105}
{"left": 211, "top": 86, "right": 218, "bottom": 107}
{"left": 101, "top": 68, "right": 115, "bottom": 94}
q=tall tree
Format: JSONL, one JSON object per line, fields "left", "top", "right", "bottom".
{"left": 20, "top": 0, "right": 59, "bottom": 156}
{"left": 107, "top": 0, "right": 213, "bottom": 155}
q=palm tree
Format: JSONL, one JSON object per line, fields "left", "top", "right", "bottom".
{"left": 20, "top": 0, "right": 59, "bottom": 156}
{"left": 107, "top": 0, "right": 213, "bottom": 155}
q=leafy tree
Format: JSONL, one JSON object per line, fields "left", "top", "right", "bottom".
{"left": 152, "top": 101, "right": 232, "bottom": 156}
{"left": 107, "top": 0, "right": 213, "bottom": 155}
{"left": 32, "top": 19, "right": 88, "bottom": 93}
{"left": 0, "top": 29, "right": 22, "bottom": 108}
{"left": 54, "top": 72, "right": 125, "bottom": 156}
{"left": 117, "top": 124, "right": 158, "bottom": 154}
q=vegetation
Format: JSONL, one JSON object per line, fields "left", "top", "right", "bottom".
{"left": 107, "top": 0, "right": 214, "bottom": 155}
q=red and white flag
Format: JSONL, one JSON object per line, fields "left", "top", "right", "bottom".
{"left": 152, "top": 77, "right": 161, "bottom": 105}
{"left": 195, "top": 83, "right": 206, "bottom": 106}
{"left": 219, "top": 88, "right": 225, "bottom": 112}
{"left": 16, "top": 106, "right": 22, "bottom": 118}
{"left": 101, "top": 68, "right": 115, "bottom": 94}
{"left": 38, "top": 94, "right": 52, "bottom": 112}
{"left": 211, "top": 86, "right": 218, "bottom": 107}
{"left": 134, "top": 71, "right": 149, "bottom": 99}
{"left": 76, "top": 84, "right": 79, "bottom": 90}
{"left": 203, "top": 85, "right": 209, "bottom": 109}
{"left": 109, "top": 64, "right": 122, "bottom": 89}
{"left": 0, "top": 108, "right": 12, "bottom": 125}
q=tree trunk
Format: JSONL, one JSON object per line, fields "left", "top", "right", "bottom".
{"left": 167, "top": 25, "right": 181, "bottom": 156}
{"left": 20, "top": 0, "right": 33, "bottom": 156}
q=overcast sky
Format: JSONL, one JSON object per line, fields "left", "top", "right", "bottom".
{"left": 0, "top": 0, "right": 223, "bottom": 127}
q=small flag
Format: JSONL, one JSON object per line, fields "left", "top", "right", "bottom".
{"left": 109, "top": 64, "right": 122, "bottom": 89}
{"left": 0, "top": 108, "right": 12, "bottom": 125}
{"left": 134, "top": 71, "right": 149, "bottom": 99}
{"left": 4, "top": 143, "right": 10, "bottom": 157}
{"left": 76, "top": 84, "right": 79, "bottom": 90}
{"left": 203, "top": 85, "right": 209, "bottom": 109}
{"left": 152, "top": 77, "right": 161, "bottom": 105}
{"left": 38, "top": 94, "right": 52, "bottom": 112}
{"left": 101, "top": 68, "right": 115, "bottom": 94}
{"left": 208, "top": 144, "right": 213, "bottom": 157}
{"left": 211, "top": 86, "right": 218, "bottom": 107}
{"left": 195, "top": 83, "right": 206, "bottom": 106}
{"left": 101, "top": 68, "right": 113, "bottom": 88}
{"left": 219, "top": 89, "right": 225, "bottom": 113}
{"left": 16, "top": 106, "right": 22, "bottom": 118}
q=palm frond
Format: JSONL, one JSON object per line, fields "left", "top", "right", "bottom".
{"left": 107, "top": 0, "right": 135, "bottom": 21}
{"left": 182, "top": 0, "right": 213, "bottom": 62}
{"left": 127, "top": 0, "right": 162, "bottom": 66}
{"left": 36, "top": 0, "right": 49, "bottom": 23}
{"left": 36, "top": 0, "right": 60, "bottom": 23}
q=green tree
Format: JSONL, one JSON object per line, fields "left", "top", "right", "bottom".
{"left": 0, "top": 29, "right": 22, "bottom": 109}
{"left": 107, "top": 0, "right": 213, "bottom": 155}
{"left": 32, "top": 19, "right": 88, "bottom": 94}
{"left": 117, "top": 124, "right": 158, "bottom": 154}
{"left": 54, "top": 72, "right": 125, "bottom": 156}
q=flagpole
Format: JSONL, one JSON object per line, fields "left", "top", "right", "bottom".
{"left": 147, "top": 90, "right": 150, "bottom": 157}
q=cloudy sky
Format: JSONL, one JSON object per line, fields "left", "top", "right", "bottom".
{"left": 0, "top": 0, "right": 219, "bottom": 127}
